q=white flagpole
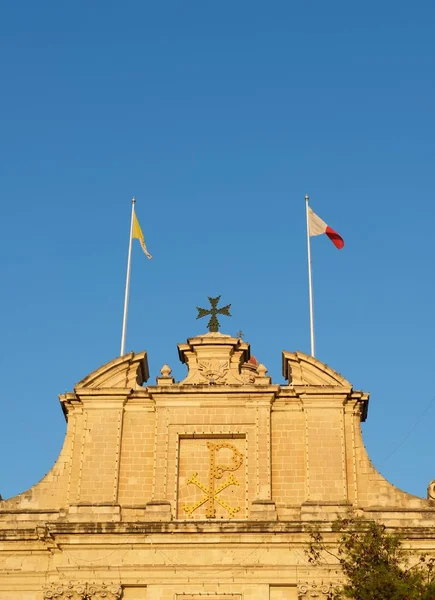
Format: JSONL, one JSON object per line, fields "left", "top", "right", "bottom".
{"left": 120, "top": 198, "right": 136, "bottom": 356}
{"left": 305, "top": 194, "right": 315, "bottom": 357}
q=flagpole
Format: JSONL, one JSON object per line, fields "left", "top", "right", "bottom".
{"left": 120, "top": 198, "right": 136, "bottom": 356}
{"left": 305, "top": 194, "right": 315, "bottom": 357}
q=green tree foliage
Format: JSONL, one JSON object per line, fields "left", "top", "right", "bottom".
{"left": 306, "top": 517, "right": 435, "bottom": 600}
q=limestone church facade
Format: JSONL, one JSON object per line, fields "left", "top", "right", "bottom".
{"left": 1, "top": 330, "right": 435, "bottom": 599}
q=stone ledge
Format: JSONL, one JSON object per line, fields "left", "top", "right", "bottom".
{"left": 250, "top": 500, "right": 278, "bottom": 521}
{"left": 4, "top": 520, "right": 435, "bottom": 541}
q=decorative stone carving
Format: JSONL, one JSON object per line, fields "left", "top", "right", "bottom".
{"left": 240, "top": 370, "right": 255, "bottom": 384}
{"left": 178, "top": 332, "right": 252, "bottom": 385}
{"left": 281, "top": 350, "right": 369, "bottom": 420}
{"left": 254, "top": 363, "right": 271, "bottom": 385}
{"left": 197, "top": 359, "right": 230, "bottom": 384}
{"left": 75, "top": 352, "right": 149, "bottom": 389}
{"left": 282, "top": 351, "right": 351, "bottom": 387}
{"left": 160, "top": 364, "right": 172, "bottom": 377}
{"left": 43, "top": 582, "right": 87, "bottom": 599}
{"left": 87, "top": 583, "right": 123, "bottom": 600}
{"left": 298, "top": 582, "right": 335, "bottom": 599}
{"left": 427, "top": 480, "right": 435, "bottom": 501}
{"left": 156, "top": 364, "right": 175, "bottom": 386}
{"left": 43, "top": 583, "right": 121, "bottom": 600}
{"left": 240, "top": 356, "right": 259, "bottom": 384}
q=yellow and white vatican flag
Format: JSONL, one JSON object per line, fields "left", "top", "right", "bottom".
{"left": 120, "top": 198, "right": 152, "bottom": 357}
{"left": 132, "top": 211, "right": 152, "bottom": 259}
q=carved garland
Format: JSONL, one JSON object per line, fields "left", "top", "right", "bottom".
{"left": 43, "top": 583, "right": 122, "bottom": 600}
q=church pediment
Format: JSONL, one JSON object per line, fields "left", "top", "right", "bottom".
{"left": 75, "top": 351, "right": 149, "bottom": 390}
{"left": 282, "top": 350, "right": 351, "bottom": 387}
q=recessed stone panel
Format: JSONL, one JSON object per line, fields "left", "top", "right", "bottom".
{"left": 177, "top": 436, "right": 246, "bottom": 520}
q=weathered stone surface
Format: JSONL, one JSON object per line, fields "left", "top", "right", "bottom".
{"left": 1, "top": 332, "right": 434, "bottom": 599}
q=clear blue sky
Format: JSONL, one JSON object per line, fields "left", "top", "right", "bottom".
{"left": 1, "top": 1, "right": 434, "bottom": 500}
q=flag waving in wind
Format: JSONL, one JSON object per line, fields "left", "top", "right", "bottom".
{"left": 132, "top": 210, "right": 152, "bottom": 259}
{"left": 304, "top": 195, "right": 344, "bottom": 358}
{"left": 308, "top": 206, "right": 344, "bottom": 249}
{"left": 120, "top": 198, "right": 152, "bottom": 357}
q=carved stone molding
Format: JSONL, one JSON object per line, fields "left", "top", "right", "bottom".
{"left": 298, "top": 582, "right": 335, "bottom": 599}
{"left": 43, "top": 583, "right": 87, "bottom": 600}
{"left": 178, "top": 333, "right": 250, "bottom": 385}
{"left": 43, "top": 583, "right": 122, "bottom": 600}
{"left": 87, "top": 583, "right": 123, "bottom": 600}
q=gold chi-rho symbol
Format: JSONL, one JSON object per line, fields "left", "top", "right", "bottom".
{"left": 183, "top": 442, "right": 243, "bottom": 518}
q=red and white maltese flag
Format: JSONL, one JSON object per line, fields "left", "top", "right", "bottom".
{"left": 308, "top": 207, "right": 344, "bottom": 249}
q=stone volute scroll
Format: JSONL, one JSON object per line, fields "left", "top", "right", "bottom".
{"left": 427, "top": 480, "right": 435, "bottom": 502}
{"left": 298, "top": 582, "right": 336, "bottom": 599}
{"left": 87, "top": 583, "right": 123, "bottom": 600}
{"left": 43, "top": 582, "right": 87, "bottom": 599}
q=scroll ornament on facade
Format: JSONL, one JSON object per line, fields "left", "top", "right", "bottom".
{"left": 87, "top": 583, "right": 123, "bottom": 600}
{"left": 43, "top": 583, "right": 122, "bottom": 600}
{"left": 43, "top": 583, "right": 87, "bottom": 600}
{"left": 298, "top": 582, "right": 335, "bottom": 599}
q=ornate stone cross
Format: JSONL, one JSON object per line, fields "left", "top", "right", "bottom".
{"left": 196, "top": 296, "right": 231, "bottom": 332}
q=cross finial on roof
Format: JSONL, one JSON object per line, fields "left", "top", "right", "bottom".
{"left": 196, "top": 296, "right": 231, "bottom": 332}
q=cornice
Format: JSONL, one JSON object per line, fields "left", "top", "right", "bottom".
{"left": 3, "top": 519, "right": 435, "bottom": 541}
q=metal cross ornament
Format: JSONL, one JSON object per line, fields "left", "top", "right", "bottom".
{"left": 196, "top": 296, "right": 231, "bottom": 332}
{"left": 183, "top": 441, "right": 243, "bottom": 518}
